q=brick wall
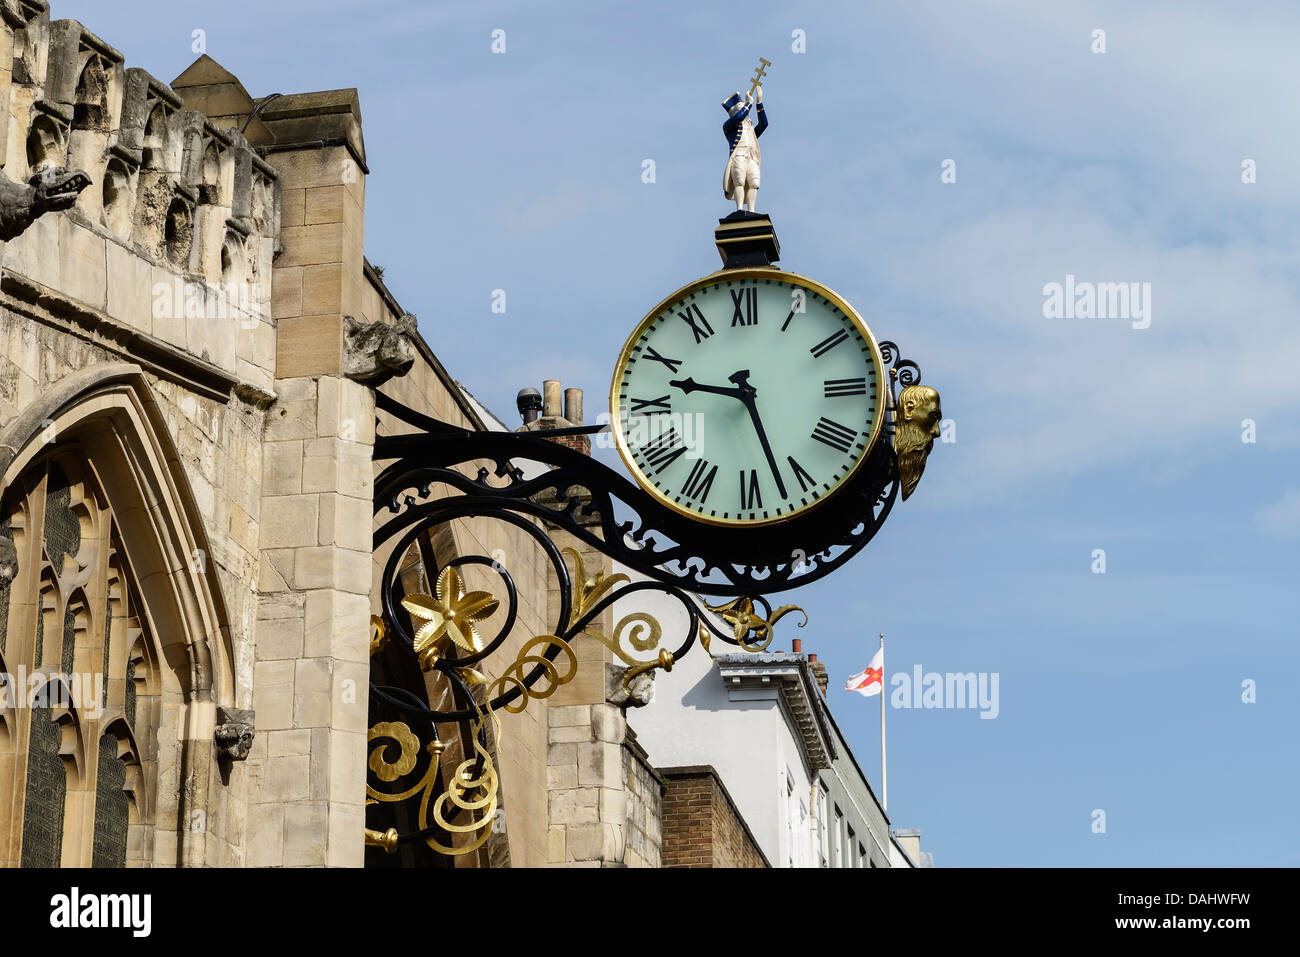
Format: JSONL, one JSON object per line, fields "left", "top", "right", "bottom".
{"left": 660, "top": 766, "right": 768, "bottom": 869}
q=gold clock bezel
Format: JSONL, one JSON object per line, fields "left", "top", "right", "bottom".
{"left": 609, "top": 266, "right": 888, "bottom": 528}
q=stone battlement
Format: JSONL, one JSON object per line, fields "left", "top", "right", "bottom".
{"left": 1, "top": 2, "right": 282, "bottom": 294}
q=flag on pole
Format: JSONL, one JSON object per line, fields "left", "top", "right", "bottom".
{"left": 846, "top": 647, "right": 884, "bottom": 697}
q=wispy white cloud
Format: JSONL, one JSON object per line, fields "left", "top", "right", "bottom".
{"left": 1255, "top": 488, "right": 1300, "bottom": 539}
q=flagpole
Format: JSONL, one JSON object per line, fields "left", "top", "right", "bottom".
{"left": 879, "top": 632, "right": 887, "bottom": 813}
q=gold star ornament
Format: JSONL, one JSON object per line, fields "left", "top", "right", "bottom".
{"left": 402, "top": 567, "right": 500, "bottom": 670}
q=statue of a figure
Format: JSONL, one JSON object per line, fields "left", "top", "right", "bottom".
{"left": 721, "top": 85, "right": 767, "bottom": 213}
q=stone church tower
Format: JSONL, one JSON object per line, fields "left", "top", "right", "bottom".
{"left": 0, "top": 0, "right": 666, "bottom": 869}
{"left": 0, "top": 0, "right": 435, "bottom": 867}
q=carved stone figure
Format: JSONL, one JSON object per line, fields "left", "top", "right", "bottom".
{"left": 342, "top": 314, "right": 417, "bottom": 386}
{"left": 214, "top": 706, "right": 256, "bottom": 761}
{"left": 606, "top": 662, "right": 656, "bottom": 709}
{"left": 0, "top": 166, "right": 91, "bottom": 242}
{"left": 721, "top": 85, "right": 768, "bottom": 212}
{"left": 894, "top": 384, "right": 943, "bottom": 500}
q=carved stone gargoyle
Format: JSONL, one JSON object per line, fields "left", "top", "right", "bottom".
{"left": 214, "top": 706, "right": 256, "bottom": 762}
{"left": 0, "top": 166, "right": 92, "bottom": 242}
{"left": 342, "top": 314, "right": 417, "bottom": 386}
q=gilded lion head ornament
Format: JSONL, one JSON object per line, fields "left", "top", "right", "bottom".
{"left": 893, "top": 384, "right": 942, "bottom": 500}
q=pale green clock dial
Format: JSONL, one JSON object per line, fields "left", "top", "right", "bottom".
{"left": 612, "top": 269, "right": 886, "bottom": 526}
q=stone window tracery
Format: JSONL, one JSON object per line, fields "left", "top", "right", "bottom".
{"left": 0, "top": 452, "right": 157, "bottom": 867}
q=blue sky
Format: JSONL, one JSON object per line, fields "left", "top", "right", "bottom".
{"left": 70, "top": 0, "right": 1300, "bottom": 865}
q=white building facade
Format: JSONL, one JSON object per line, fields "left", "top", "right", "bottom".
{"left": 618, "top": 572, "right": 902, "bottom": 868}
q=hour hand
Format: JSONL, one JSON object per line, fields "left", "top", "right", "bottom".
{"left": 669, "top": 377, "right": 744, "bottom": 400}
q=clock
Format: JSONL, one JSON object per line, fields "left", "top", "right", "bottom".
{"left": 611, "top": 267, "right": 887, "bottom": 526}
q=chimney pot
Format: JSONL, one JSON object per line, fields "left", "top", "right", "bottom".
{"left": 808, "top": 653, "right": 817, "bottom": 662}
{"left": 542, "top": 380, "right": 562, "bottom": 418}
{"left": 564, "top": 387, "right": 584, "bottom": 425}
{"left": 792, "top": 638, "right": 802, "bottom": 653}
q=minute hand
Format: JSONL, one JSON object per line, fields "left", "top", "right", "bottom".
{"left": 739, "top": 393, "right": 788, "bottom": 500}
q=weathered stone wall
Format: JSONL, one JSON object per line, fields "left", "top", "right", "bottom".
{"left": 545, "top": 702, "right": 624, "bottom": 866}
{"left": 0, "top": 1, "right": 282, "bottom": 867}
{"left": 0, "top": 0, "right": 582, "bottom": 870}
{"left": 545, "top": 705, "right": 664, "bottom": 868}
{"left": 0, "top": 303, "right": 269, "bottom": 868}
{"left": 240, "top": 374, "right": 374, "bottom": 866}
{"left": 622, "top": 732, "right": 663, "bottom": 868}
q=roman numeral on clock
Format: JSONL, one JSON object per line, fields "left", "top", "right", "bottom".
{"left": 739, "top": 469, "right": 763, "bottom": 510}
{"left": 630, "top": 395, "right": 671, "bottom": 415}
{"left": 730, "top": 287, "right": 758, "bottom": 326}
{"left": 641, "top": 427, "right": 687, "bottom": 473}
{"left": 678, "top": 303, "right": 714, "bottom": 343}
{"left": 681, "top": 458, "right": 718, "bottom": 502}
{"left": 810, "top": 329, "right": 849, "bottom": 358}
{"left": 643, "top": 346, "right": 682, "bottom": 373}
{"left": 810, "top": 416, "right": 857, "bottom": 454}
{"left": 787, "top": 456, "right": 815, "bottom": 493}
{"left": 824, "top": 377, "right": 867, "bottom": 397}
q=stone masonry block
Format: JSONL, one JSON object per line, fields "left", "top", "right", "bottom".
{"left": 252, "top": 659, "right": 294, "bottom": 730}
{"left": 548, "top": 787, "right": 599, "bottom": 827}
{"left": 547, "top": 743, "right": 577, "bottom": 768}
{"left": 327, "top": 800, "right": 365, "bottom": 868}
{"left": 549, "top": 705, "right": 590, "bottom": 728}
{"left": 577, "top": 742, "right": 623, "bottom": 789}
{"left": 317, "top": 493, "right": 371, "bottom": 551}
{"left": 592, "top": 704, "right": 625, "bottom": 744}
{"left": 303, "top": 590, "right": 371, "bottom": 663}
{"left": 245, "top": 804, "right": 284, "bottom": 867}
{"left": 259, "top": 494, "right": 319, "bottom": 549}
{"left": 550, "top": 724, "right": 594, "bottom": 745}
{"left": 262, "top": 442, "right": 305, "bottom": 496}
{"left": 264, "top": 753, "right": 311, "bottom": 804}
{"left": 254, "top": 612, "right": 304, "bottom": 661}
{"left": 293, "top": 657, "right": 333, "bottom": 728}
{"left": 282, "top": 802, "right": 328, "bottom": 867}
{"left": 547, "top": 764, "right": 577, "bottom": 790}
{"left": 332, "top": 660, "right": 369, "bottom": 734}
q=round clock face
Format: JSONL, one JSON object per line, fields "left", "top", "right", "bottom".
{"left": 611, "top": 268, "right": 887, "bottom": 526}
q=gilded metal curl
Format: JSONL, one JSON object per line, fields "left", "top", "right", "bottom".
{"left": 563, "top": 548, "right": 676, "bottom": 694}
{"left": 365, "top": 715, "right": 497, "bottom": 857}
{"left": 703, "top": 596, "right": 808, "bottom": 652}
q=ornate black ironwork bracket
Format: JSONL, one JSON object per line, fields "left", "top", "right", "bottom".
{"left": 364, "top": 342, "right": 925, "bottom": 856}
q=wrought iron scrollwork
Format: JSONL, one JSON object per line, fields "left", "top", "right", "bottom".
{"left": 880, "top": 339, "right": 921, "bottom": 389}
{"left": 366, "top": 340, "right": 926, "bottom": 857}
{"left": 365, "top": 512, "right": 790, "bottom": 855}
{"left": 373, "top": 352, "right": 920, "bottom": 596}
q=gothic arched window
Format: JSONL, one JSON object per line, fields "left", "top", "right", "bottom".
{"left": 0, "top": 453, "right": 155, "bottom": 867}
